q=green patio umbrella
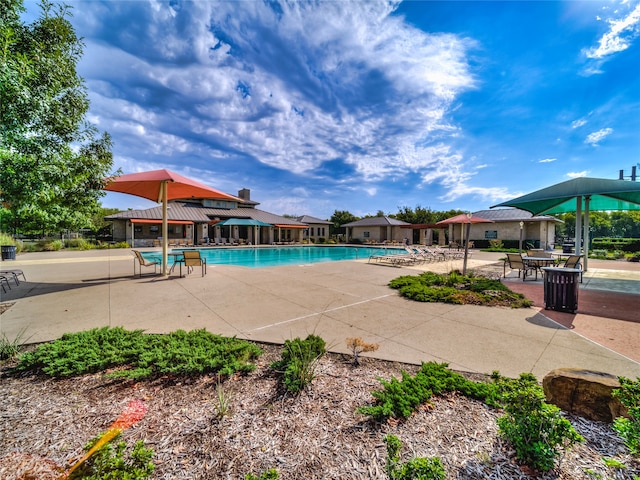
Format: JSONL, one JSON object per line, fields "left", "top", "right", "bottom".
{"left": 491, "top": 177, "right": 640, "bottom": 270}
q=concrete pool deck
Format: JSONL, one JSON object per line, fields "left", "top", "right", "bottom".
{"left": 1, "top": 247, "right": 639, "bottom": 379}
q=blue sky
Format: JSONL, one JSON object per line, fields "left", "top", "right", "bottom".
{"left": 24, "top": 0, "right": 640, "bottom": 218}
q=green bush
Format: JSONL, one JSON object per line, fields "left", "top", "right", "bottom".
{"left": 245, "top": 469, "right": 279, "bottom": 480}
{"left": 69, "top": 433, "right": 154, "bottom": 480}
{"left": 389, "top": 271, "right": 532, "bottom": 308}
{"left": 384, "top": 434, "right": 446, "bottom": 480}
{"left": 43, "top": 239, "right": 64, "bottom": 251}
{"left": 357, "top": 362, "right": 500, "bottom": 421}
{"left": 271, "top": 334, "right": 326, "bottom": 393}
{"left": 65, "top": 238, "right": 95, "bottom": 250}
{"left": 13, "top": 327, "right": 262, "bottom": 380}
{"left": 612, "top": 376, "right": 640, "bottom": 456}
{"left": 496, "top": 373, "right": 584, "bottom": 472}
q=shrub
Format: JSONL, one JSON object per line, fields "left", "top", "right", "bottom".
{"left": 245, "top": 469, "right": 279, "bottom": 480}
{"left": 13, "top": 327, "right": 262, "bottom": 379}
{"left": 43, "top": 239, "right": 64, "bottom": 251}
{"left": 389, "top": 271, "right": 532, "bottom": 308}
{"left": 612, "top": 376, "right": 640, "bottom": 456}
{"left": 68, "top": 433, "right": 155, "bottom": 480}
{"left": 384, "top": 434, "right": 446, "bottom": 480}
{"left": 65, "top": 238, "right": 95, "bottom": 250}
{"left": 0, "top": 327, "right": 30, "bottom": 361}
{"left": 496, "top": 373, "right": 584, "bottom": 472}
{"left": 346, "top": 337, "right": 379, "bottom": 366}
{"left": 271, "top": 334, "right": 326, "bottom": 393}
{"left": 357, "top": 362, "right": 499, "bottom": 421}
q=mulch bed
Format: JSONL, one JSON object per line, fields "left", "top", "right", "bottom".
{"left": 1, "top": 343, "right": 638, "bottom": 479}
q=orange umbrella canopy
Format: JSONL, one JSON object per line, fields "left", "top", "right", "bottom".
{"left": 436, "top": 213, "right": 494, "bottom": 225}
{"left": 104, "top": 169, "right": 239, "bottom": 202}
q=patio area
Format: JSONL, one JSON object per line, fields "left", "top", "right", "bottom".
{"left": 1, "top": 248, "right": 638, "bottom": 379}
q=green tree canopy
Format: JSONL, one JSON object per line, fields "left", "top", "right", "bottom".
{"left": 0, "top": 0, "right": 115, "bottom": 235}
{"left": 329, "top": 210, "right": 358, "bottom": 233}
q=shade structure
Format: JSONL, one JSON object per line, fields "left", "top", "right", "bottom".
{"left": 104, "top": 169, "right": 239, "bottom": 275}
{"left": 490, "top": 177, "right": 640, "bottom": 215}
{"left": 437, "top": 213, "right": 494, "bottom": 275}
{"left": 491, "top": 177, "right": 640, "bottom": 271}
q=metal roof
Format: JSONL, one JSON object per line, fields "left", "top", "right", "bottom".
{"left": 342, "top": 216, "right": 411, "bottom": 227}
{"left": 295, "top": 215, "right": 332, "bottom": 225}
{"left": 473, "top": 208, "right": 561, "bottom": 223}
{"left": 105, "top": 202, "right": 307, "bottom": 226}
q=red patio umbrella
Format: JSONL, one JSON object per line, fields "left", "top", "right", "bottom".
{"left": 436, "top": 213, "right": 494, "bottom": 275}
{"left": 104, "top": 169, "right": 239, "bottom": 275}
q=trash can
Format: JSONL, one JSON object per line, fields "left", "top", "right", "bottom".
{"left": 542, "top": 267, "right": 580, "bottom": 313}
{"left": 562, "top": 242, "right": 574, "bottom": 254}
{"left": 1, "top": 245, "right": 16, "bottom": 260}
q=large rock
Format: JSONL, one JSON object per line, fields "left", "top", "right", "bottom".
{"left": 542, "top": 368, "right": 627, "bottom": 423}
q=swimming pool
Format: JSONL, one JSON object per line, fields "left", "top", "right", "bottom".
{"left": 144, "top": 246, "right": 406, "bottom": 268}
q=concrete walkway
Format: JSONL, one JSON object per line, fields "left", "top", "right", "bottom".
{"left": 1, "top": 248, "right": 639, "bottom": 379}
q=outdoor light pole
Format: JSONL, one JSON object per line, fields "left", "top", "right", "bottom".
{"left": 519, "top": 221, "right": 524, "bottom": 253}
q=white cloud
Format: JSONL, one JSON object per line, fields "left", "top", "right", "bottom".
{"left": 539, "top": 158, "right": 557, "bottom": 163}
{"left": 567, "top": 171, "right": 589, "bottom": 178}
{"left": 585, "top": 128, "right": 613, "bottom": 145}
{"left": 73, "top": 1, "right": 476, "bottom": 198}
{"left": 571, "top": 119, "right": 587, "bottom": 129}
{"left": 585, "top": 2, "right": 640, "bottom": 59}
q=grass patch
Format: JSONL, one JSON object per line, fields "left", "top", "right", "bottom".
{"left": 11, "top": 327, "right": 262, "bottom": 380}
{"left": 389, "top": 271, "right": 532, "bottom": 308}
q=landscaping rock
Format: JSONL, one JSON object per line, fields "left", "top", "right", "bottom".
{"left": 542, "top": 368, "right": 627, "bottom": 423}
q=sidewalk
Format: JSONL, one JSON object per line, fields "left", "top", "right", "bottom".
{"left": 1, "top": 248, "right": 639, "bottom": 379}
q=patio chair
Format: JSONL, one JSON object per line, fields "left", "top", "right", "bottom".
{"left": 0, "top": 275, "right": 12, "bottom": 293}
{"left": 0, "top": 269, "right": 26, "bottom": 285}
{"left": 504, "top": 253, "right": 537, "bottom": 281}
{"left": 562, "top": 255, "right": 583, "bottom": 282}
{"left": 132, "top": 250, "right": 160, "bottom": 277}
{"left": 182, "top": 250, "right": 207, "bottom": 276}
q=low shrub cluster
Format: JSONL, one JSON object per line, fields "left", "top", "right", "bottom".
{"left": 357, "top": 362, "right": 501, "bottom": 421}
{"left": 68, "top": 433, "right": 155, "bottom": 480}
{"left": 592, "top": 237, "right": 640, "bottom": 253}
{"left": 384, "top": 434, "right": 446, "bottom": 480}
{"left": 613, "top": 376, "right": 640, "bottom": 456}
{"left": 389, "top": 271, "right": 533, "bottom": 308}
{"left": 271, "top": 334, "right": 326, "bottom": 393}
{"left": 496, "top": 373, "right": 584, "bottom": 472}
{"left": 12, "top": 327, "right": 262, "bottom": 380}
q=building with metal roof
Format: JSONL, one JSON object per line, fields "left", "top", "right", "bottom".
{"left": 106, "top": 189, "right": 308, "bottom": 247}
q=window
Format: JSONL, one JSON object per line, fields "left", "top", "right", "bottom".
{"left": 485, "top": 230, "right": 498, "bottom": 239}
{"left": 364, "top": 231, "right": 370, "bottom": 238}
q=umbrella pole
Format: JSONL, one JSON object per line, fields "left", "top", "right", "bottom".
{"left": 162, "top": 181, "right": 168, "bottom": 276}
{"left": 462, "top": 222, "right": 470, "bottom": 275}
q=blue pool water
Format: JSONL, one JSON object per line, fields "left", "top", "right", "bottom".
{"left": 144, "top": 246, "right": 406, "bottom": 268}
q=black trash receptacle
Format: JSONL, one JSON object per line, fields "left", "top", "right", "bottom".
{"left": 1, "top": 245, "right": 17, "bottom": 260}
{"left": 562, "top": 243, "right": 574, "bottom": 254}
{"left": 542, "top": 267, "right": 580, "bottom": 313}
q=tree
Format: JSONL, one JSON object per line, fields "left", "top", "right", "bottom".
{"left": 329, "top": 210, "right": 358, "bottom": 237}
{"left": 0, "top": 0, "right": 115, "bottom": 235}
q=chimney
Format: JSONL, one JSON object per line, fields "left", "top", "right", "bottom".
{"left": 238, "top": 188, "right": 250, "bottom": 201}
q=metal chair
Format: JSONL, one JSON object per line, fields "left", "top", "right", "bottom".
{"left": 504, "top": 253, "right": 537, "bottom": 281}
{"left": 181, "top": 250, "right": 207, "bottom": 276}
{"left": 132, "top": 250, "right": 160, "bottom": 277}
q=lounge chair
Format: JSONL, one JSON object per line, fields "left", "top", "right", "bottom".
{"left": 180, "top": 250, "right": 207, "bottom": 276}
{"left": 132, "top": 250, "right": 160, "bottom": 277}
{"left": 562, "top": 255, "right": 583, "bottom": 282}
{"left": 504, "top": 253, "right": 537, "bottom": 281}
